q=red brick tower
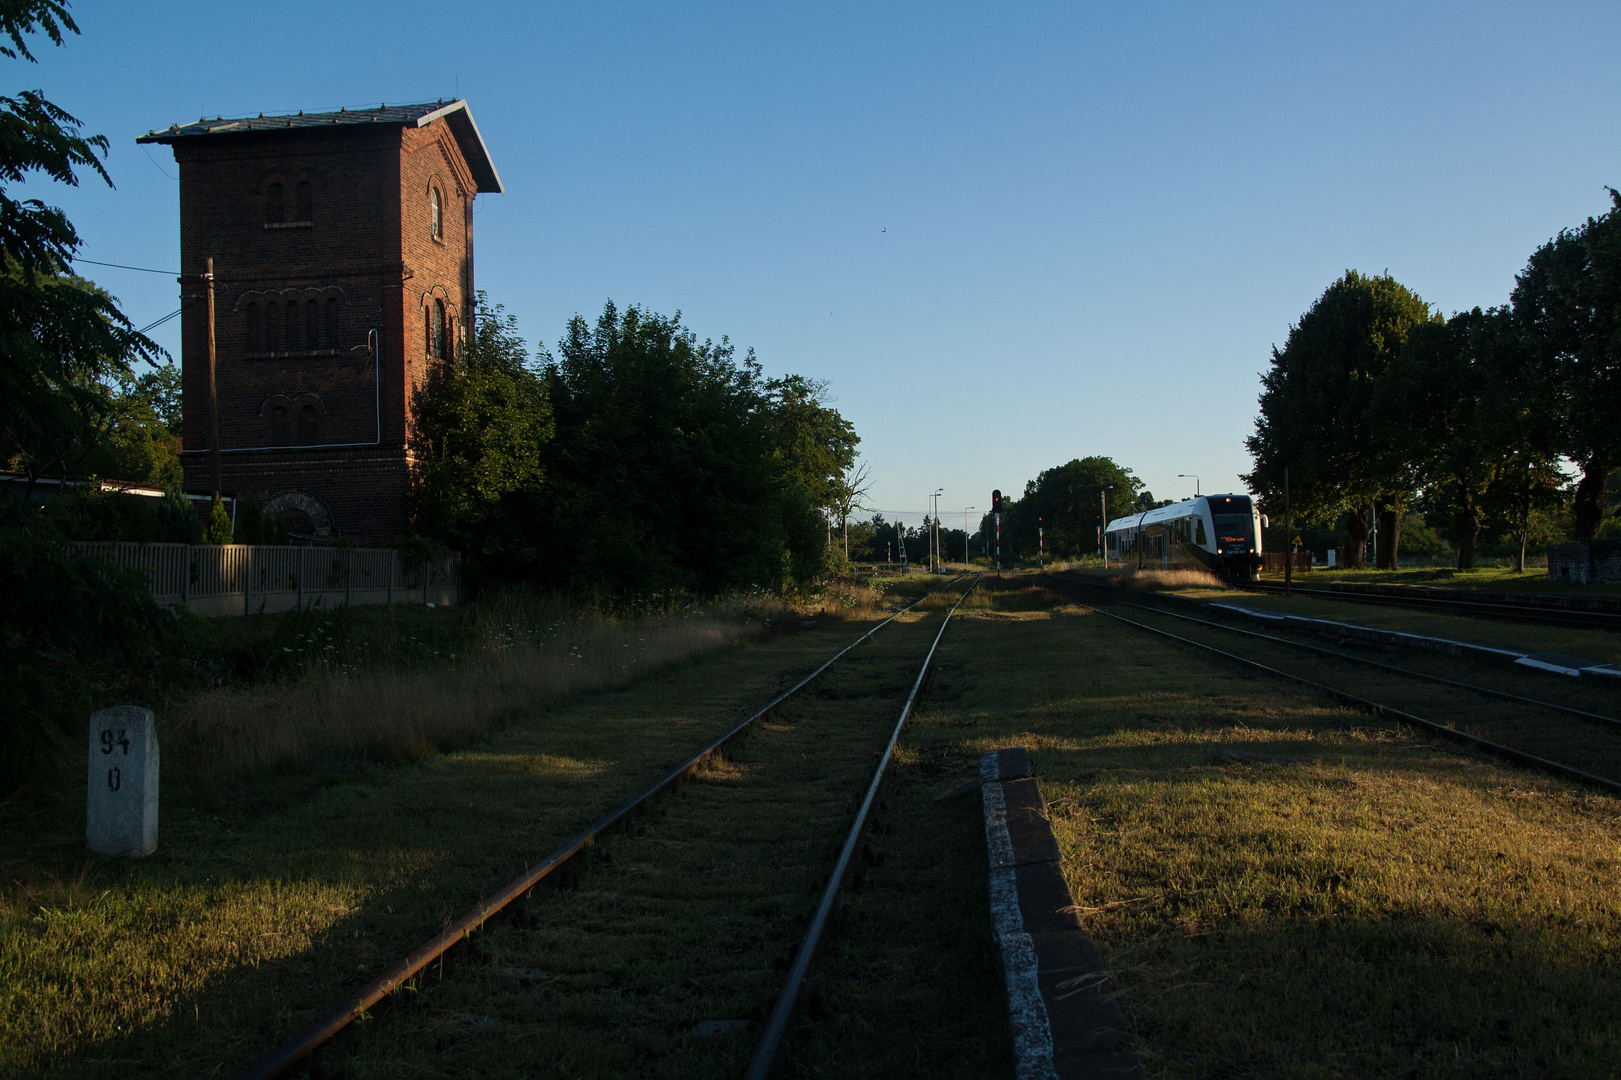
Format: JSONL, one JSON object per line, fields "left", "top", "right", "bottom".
{"left": 138, "top": 101, "right": 501, "bottom": 541}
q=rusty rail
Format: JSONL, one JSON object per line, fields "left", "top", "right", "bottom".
{"left": 745, "top": 574, "right": 981, "bottom": 1078}
{"left": 236, "top": 581, "right": 960, "bottom": 1080}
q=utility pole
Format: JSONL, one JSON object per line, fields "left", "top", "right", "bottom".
{"left": 205, "top": 256, "right": 221, "bottom": 498}
{"left": 1038, "top": 517, "right": 1043, "bottom": 569}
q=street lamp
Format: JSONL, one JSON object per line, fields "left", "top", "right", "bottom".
{"left": 931, "top": 488, "right": 943, "bottom": 572}
{"left": 1100, "top": 484, "right": 1114, "bottom": 564}
{"left": 1178, "top": 474, "right": 1201, "bottom": 497}
{"left": 963, "top": 507, "right": 975, "bottom": 567}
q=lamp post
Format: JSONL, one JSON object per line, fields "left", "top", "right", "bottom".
{"left": 963, "top": 507, "right": 975, "bottom": 567}
{"left": 931, "top": 488, "right": 943, "bottom": 572}
{"left": 1178, "top": 473, "right": 1201, "bottom": 497}
{"left": 1100, "top": 485, "right": 1114, "bottom": 565}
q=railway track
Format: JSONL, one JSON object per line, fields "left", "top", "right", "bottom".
{"left": 1241, "top": 580, "right": 1621, "bottom": 632}
{"left": 237, "top": 575, "right": 979, "bottom": 1079}
{"left": 1045, "top": 574, "right": 1621, "bottom": 795}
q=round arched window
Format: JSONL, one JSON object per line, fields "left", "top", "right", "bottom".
{"left": 430, "top": 187, "right": 442, "bottom": 240}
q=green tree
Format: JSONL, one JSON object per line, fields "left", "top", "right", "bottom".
{"left": 0, "top": 4, "right": 161, "bottom": 496}
{"left": 409, "top": 296, "right": 552, "bottom": 564}
{"left": 79, "top": 361, "right": 183, "bottom": 487}
{"left": 1005, "top": 456, "right": 1141, "bottom": 560}
{"left": 1245, "top": 271, "right": 1439, "bottom": 567}
{"left": 204, "top": 496, "right": 233, "bottom": 544}
{"left": 765, "top": 373, "right": 858, "bottom": 513}
{"left": 533, "top": 302, "right": 829, "bottom": 596}
{"left": 0, "top": 2, "right": 171, "bottom": 789}
{"left": 1373, "top": 309, "right": 1508, "bottom": 568}
{"left": 1474, "top": 310, "right": 1565, "bottom": 572}
{"left": 1511, "top": 188, "right": 1621, "bottom": 540}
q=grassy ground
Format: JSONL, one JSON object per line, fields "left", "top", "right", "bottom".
{"left": 8, "top": 572, "right": 1621, "bottom": 1077}
{"left": 1065, "top": 566, "right": 1621, "bottom": 667}
{"left": 325, "top": 582, "right": 1000, "bottom": 1079}
{"left": 1262, "top": 565, "right": 1621, "bottom": 599}
{"left": 1182, "top": 587, "right": 1621, "bottom": 669}
{"left": 806, "top": 573, "right": 1621, "bottom": 1077}
{"left": 162, "top": 590, "right": 786, "bottom": 786}
{"left": 0, "top": 616, "right": 869, "bottom": 1076}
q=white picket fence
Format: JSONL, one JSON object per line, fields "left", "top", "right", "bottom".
{"left": 71, "top": 542, "right": 461, "bottom": 617}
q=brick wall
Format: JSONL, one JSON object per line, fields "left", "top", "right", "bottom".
{"left": 169, "top": 114, "right": 481, "bottom": 540}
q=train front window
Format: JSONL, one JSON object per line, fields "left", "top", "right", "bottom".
{"left": 1212, "top": 514, "right": 1253, "bottom": 552}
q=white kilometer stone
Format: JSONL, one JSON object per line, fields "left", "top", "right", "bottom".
{"left": 86, "top": 706, "right": 159, "bottom": 857}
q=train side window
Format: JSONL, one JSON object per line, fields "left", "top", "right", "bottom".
{"left": 1196, "top": 517, "right": 1207, "bottom": 546}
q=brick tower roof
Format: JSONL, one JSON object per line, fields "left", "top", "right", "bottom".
{"left": 137, "top": 99, "right": 502, "bottom": 193}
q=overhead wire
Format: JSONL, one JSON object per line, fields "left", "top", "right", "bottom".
{"left": 136, "top": 309, "right": 182, "bottom": 334}
{"left": 72, "top": 257, "right": 179, "bottom": 275}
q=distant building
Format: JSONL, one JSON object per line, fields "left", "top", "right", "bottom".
{"left": 138, "top": 101, "right": 501, "bottom": 540}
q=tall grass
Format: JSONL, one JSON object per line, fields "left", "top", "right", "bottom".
{"left": 161, "top": 588, "right": 787, "bottom": 784}
{"left": 1057, "top": 566, "right": 1229, "bottom": 591}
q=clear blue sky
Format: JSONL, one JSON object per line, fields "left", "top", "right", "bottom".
{"left": 27, "top": 1, "right": 1621, "bottom": 526}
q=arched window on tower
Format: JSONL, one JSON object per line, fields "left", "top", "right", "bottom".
{"left": 423, "top": 306, "right": 432, "bottom": 359}
{"left": 295, "top": 180, "right": 312, "bottom": 223}
{"left": 433, "top": 299, "right": 448, "bottom": 359}
{"left": 269, "top": 403, "right": 290, "bottom": 445}
{"left": 245, "top": 303, "right": 260, "bottom": 355}
{"left": 304, "top": 299, "right": 318, "bottom": 351}
{"left": 430, "top": 186, "right": 442, "bottom": 240}
{"left": 298, "top": 402, "right": 320, "bottom": 445}
{"left": 267, "top": 182, "right": 284, "bottom": 224}
{"left": 266, "top": 301, "right": 280, "bottom": 351}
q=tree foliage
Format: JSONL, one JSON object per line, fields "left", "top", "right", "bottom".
{"left": 764, "top": 373, "right": 857, "bottom": 512}
{"left": 1510, "top": 188, "right": 1621, "bottom": 540}
{"left": 1244, "top": 271, "right": 1439, "bottom": 567}
{"left": 409, "top": 297, "right": 552, "bottom": 560}
{"left": 983, "top": 456, "right": 1141, "bottom": 561}
{"left": 409, "top": 301, "right": 847, "bottom": 598}
{"left": 0, "top": 2, "right": 174, "bottom": 789}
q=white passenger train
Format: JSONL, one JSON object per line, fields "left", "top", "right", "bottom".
{"left": 1104, "top": 494, "right": 1266, "bottom": 581}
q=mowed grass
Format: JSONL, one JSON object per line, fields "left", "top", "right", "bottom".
{"left": 790, "top": 574, "right": 1621, "bottom": 1077}
{"left": 1263, "top": 564, "right": 1621, "bottom": 599}
{"left": 0, "top": 595, "right": 925, "bottom": 1079}
{"left": 1060, "top": 566, "right": 1621, "bottom": 667}
{"left": 1195, "top": 589, "right": 1621, "bottom": 670}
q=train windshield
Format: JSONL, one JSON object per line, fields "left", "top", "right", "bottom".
{"left": 1207, "top": 497, "right": 1254, "bottom": 553}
